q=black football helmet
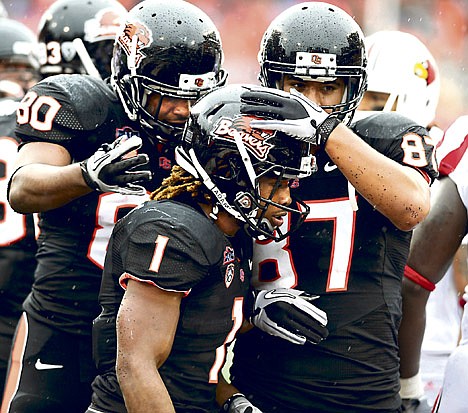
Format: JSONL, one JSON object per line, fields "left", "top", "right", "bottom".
{"left": 0, "top": 18, "right": 39, "bottom": 97}
{"left": 175, "top": 84, "right": 314, "bottom": 241}
{"left": 37, "top": 0, "right": 127, "bottom": 79}
{"left": 111, "top": 0, "right": 227, "bottom": 143}
{"left": 258, "top": 2, "right": 367, "bottom": 125}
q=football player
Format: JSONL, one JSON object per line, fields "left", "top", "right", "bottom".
{"left": 356, "top": 30, "right": 442, "bottom": 413}
{"left": 217, "top": 2, "right": 437, "bottom": 412}
{"left": 357, "top": 30, "right": 440, "bottom": 134}
{"left": 2, "top": 0, "right": 226, "bottom": 412}
{"left": 0, "top": 16, "right": 39, "bottom": 397}
{"left": 86, "top": 83, "right": 318, "bottom": 413}
{"left": 406, "top": 115, "right": 468, "bottom": 413}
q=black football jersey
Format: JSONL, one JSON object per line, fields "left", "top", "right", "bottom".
{"left": 91, "top": 199, "right": 251, "bottom": 413}
{"left": 0, "top": 98, "right": 37, "bottom": 319}
{"left": 230, "top": 113, "right": 438, "bottom": 412}
{"left": 15, "top": 74, "right": 176, "bottom": 335}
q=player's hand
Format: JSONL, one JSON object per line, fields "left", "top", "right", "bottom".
{"left": 250, "top": 288, "right": 328, "bottom": 345}
{"left": 80, "top": 135, "right": 151, "bottom": 196}
{"left": 240, "top": 87, "right": 340, "bottom": 147}
{"left": 221, "top": 393, "right": 263, "bottom": 413}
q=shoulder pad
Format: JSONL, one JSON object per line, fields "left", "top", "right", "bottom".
{"left": 438, "top": 116, "right": 468, "bottom": 176}
{"left": 31, "top": 74, "right": 118, "bottom": 131}
{"left": 128, "top": 200, "right": 226, "bottom": 264}
{"left": 352, "top": 112, "right": 426, "bottom": 139}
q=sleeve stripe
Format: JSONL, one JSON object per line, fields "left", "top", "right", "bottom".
{"left": 119, "top": 272, "right": 191, "bottom": 296}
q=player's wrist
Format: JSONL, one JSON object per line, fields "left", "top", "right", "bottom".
{"left": 317, "top": 117, "right": 341, "bottom": 148}
{"left": 79, "top": 160, "right": 100, "bottom": 191}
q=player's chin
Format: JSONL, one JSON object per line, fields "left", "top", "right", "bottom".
{"left": 269, "top": 214, "right": 285, "bottom": 228}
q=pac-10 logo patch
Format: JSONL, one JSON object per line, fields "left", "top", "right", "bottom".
{"left": 223, "top": 246, "right": 235, "bottom": 265}
{"left": 225, "top": 263, "right": 235, "bottom": 289}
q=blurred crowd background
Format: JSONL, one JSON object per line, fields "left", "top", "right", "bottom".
{"left": 4, "top": 0, "right": 467, "bottom": 130}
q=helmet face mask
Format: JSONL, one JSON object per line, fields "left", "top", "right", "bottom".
{"left": 258, "top": 1, "right": 367, "bottom": 125}
{"left": 111, "top": 0, "right": 227, "bottom": 143}
{"left": 37, "top": 0, "right": 127, "bottom": 79}
{"left": 176, "top": 84, "right": 314, "bottom": 241}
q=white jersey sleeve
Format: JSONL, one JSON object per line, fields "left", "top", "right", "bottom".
{"left": 437, "top": 116, "right": 468, "bottom": 212}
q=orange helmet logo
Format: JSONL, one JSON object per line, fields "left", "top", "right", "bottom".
{"left": 310, "top": 54, "right": 322, "bottom": 64}
{"left": 118, "top": 21, "right": 153, "bottom": 67}
{"left": 84, "top": 7, "right": 124, "bottom": 42}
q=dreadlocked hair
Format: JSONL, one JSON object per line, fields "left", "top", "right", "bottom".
{"left": 150, "top": 165, "right": 212, "bottom": 204}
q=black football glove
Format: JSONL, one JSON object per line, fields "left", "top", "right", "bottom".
{"left": 80, "top": 135, "right": 151, "bottom": 196}
{"left": 220, "top": 393, "right": 263, "bottom": 413}
{"left": 250, "top": 288, "right": 329, "bottom": 345}
{"left": 240, "top": 87, "right": 340, "bottom": 148}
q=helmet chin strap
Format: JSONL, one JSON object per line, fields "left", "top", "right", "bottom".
{"left": 209, "top": 204, "right": 219, "bottom": 221}
{"left": 243, "top": 217, "right": 274, "bottom": 241}
{"left": 259, "top": 217, "right": 274, "bottom": 233}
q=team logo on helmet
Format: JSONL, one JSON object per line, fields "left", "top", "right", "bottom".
{"left": 118, "top": 20, "right": 153, "bottom": 68}
{"left": 84, "top": 8, "right": 125, "bottom": 42}
{"left": 414, "top": 60, "right": 436, "bottom": 85}
{"left": 212, "top": 115, "right": 275, "bottom": 161}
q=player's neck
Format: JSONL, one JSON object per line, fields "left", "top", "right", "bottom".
{"left": 198, "top": 202, "right": 240, "bottom": 237}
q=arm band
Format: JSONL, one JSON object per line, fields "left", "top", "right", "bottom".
{"left": 404, "top": 265, "right": 436, "bottom": 291}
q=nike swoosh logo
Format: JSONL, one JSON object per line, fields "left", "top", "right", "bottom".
{"left": 263, "top": 289, "right": 296, "bottom": 300}
{"left": 324, "top": 162, "right": 338, "bottom": 172}
{"left": 35, "top": 359, "right": 64, "bottom": 370}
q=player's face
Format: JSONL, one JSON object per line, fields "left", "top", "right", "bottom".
{"left": 359, "top": 90, "right": 396, "bottom": 112}
{"left": 258, "top": 176, "right": 292, "bottom": 229}
{"left": 146, "top": 92, "right": 191, "bottom": 127}
{"left": 281, "top": 74, "right": 345, "bottom": 111}
{"left": 0, "top": 62, "right": 38, "bottom": 98}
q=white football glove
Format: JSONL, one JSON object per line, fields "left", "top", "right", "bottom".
{"left": 240, "top": 87, "right": 340, "bottom": 147}
{"left": 250, "top": 288, "right": 328, "bottom": 345}
{"left": 221, "top": 393, "right": 263, "bottom": 413}
{"left": 80, "top": 135, "right": 151, "bottom": 196}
